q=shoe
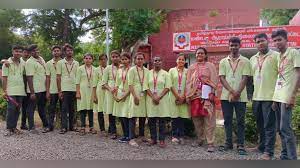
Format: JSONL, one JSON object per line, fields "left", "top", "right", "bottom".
{"left": 29, "top": 129, "right": 39, "bottom": 134}
{"left": 237, "top": 146, "right": 247, "bottom": 155}
{"left": 171, "top": 137, "right": 180, "bottom": 144}
{"left": 148, "top": 139, "right": 157, "bottom": 146}
{"left": 159, "top": 141, "right": 167, "bottom": 148}
{"left": 110, "top": 134, "right": 117, "bottom": 140}
{"left": 218, "top": 144, "right": 233, "bottom": 152}
{"left": 99, "top": 130, "right": 108, "bottom": 137}
{"left": 13, "top": 128, "right": 23, "bottom": 135}
{"left": 4, "top": 129, "right": 14, "bottom": 136}
{"left": 191, "top": 141, "right": 204, "bottom": 147}
{"left": 79, "top": 128, "right": 86, "bottom": 136}
{"left": 261, "top": 153, "right": 272, "bottom": 160}
{"left": 89, "top": 128, "right": 97, "bottom": 134}
{"left": 207, "top": 144, "right": 215, "bottom": 152}
{"left": 42, "top": 128, "right": 50, "bottom": 133}
{"left": 248, "top": 146, "right": 264, "bottom": 153}
{"left": 129, "top": 139, "right": 139, "bottom": 147}
{"left": 69, "top": 127, "right": 79, "bottom": 132}
{"left": 59, "top": 128, "right": 67, "bottom": 134}
{"left": 49, "top": 127, "right": 54, "bottom": 132}
{"left": 118, "top": 137, "right": 130, "bottom": 143}
{"left": 20, "top": 125, "right": 28, "bottom": 130}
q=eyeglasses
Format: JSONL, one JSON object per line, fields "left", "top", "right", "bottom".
{"left": 154, "top": 60, "right": 161, "bottom": 62}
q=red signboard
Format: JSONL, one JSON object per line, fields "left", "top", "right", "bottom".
{"left": 173, "top": 26, "right": 300, "bottom": 51}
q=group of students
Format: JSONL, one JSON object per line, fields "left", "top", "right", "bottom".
{"left": 1, "top": 29, "right": 299, "bottom": 160}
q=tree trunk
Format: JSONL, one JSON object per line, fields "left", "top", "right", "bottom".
{"left": 62, "top": 9, "right": 71, "bottom": 44}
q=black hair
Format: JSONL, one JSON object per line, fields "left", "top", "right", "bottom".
{"left": 27, "top": 44, "right": 38, "bottom": 51}
{"left": 12, "top": 45, "right": 24, "bottom": 51}
{"left": 121, "top": 52, "right": 131, "bottom": 59}
{"left": 99, "top": 53, "right": 108, "bottom": 60}
{"left": 63, "top": 43, "right": 73, "bottom": 52}
{"left": 271, "top": 29, "right": 288, "bottom": 40}
{"left": 134, "top": 52, "right": 145, "bottom": 59}
{"left": 51, "top": 45, "right": 61, "bottom": 51}
{"left": 254, "top": 33, "right": 268, "bottom": 41}
{"left": 229, "top": 36, "right": 241, "bottom": 44}
{"left": 84, "top": 53, "right": 94, "bottom": 59}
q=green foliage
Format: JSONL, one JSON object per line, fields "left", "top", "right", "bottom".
{"left": 292, "top": 96, "right": 300, "bottom": 136}
{"left": 110, "top": 9, "right": 166, "bottom": 50}
{"left": 0, "top": 90, "right": 7, "bottom": 120}
{"left": 261, "top": 9, "right": 299, "bottom": 25}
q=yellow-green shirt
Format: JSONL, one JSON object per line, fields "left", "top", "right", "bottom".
{"left": 219, "top": 55, "right": 251, "bottom": 102}
{"left": 273, "top": 47, "right": 300, "bottom": 103}
{"left": 250, "top": 50, "right": 279, "bottom": 101}
{"left": 2, "top": 58, "right": 26, "bottom": 96}
{"left": 56, "top": 58, "right": 79, "bottom": 92}
{"left": 46, "top": 58, "right": 60, "bottom": 94}
{"left": 25, "top": 56, "right": 46, "bottom": 93}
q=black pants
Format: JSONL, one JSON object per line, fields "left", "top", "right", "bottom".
{"left": 6, "top": 96, "right": 23, "bottom": 129}
{"left": 108, "top": 114, "right": 116, "bottom": 134}
{"left": 61, "top": 91, "right": 76, "bottom": 130}
{"left": 128, "top": 117, "right": 146, "bottom": 139}
{"left": 172, "top": 117, "right": 185, "bottom": 138}
{"left": 252, "top": 101, "right": 276, "bottom": 156}
{"left": 80, "top": 110, "right": 93, "bottom": 128}
{"left": 21, "top": 93, "right": 30, "bottom": 128}
{"left": 48, "top": 94, "right": 61, "bottom": 130}
{"left": 27, "top": 92, "right": 49, "bottom": 130}
{"left": 148, "top": 117, "right": 166, "bottom": 141}
{"left": 221, "top": 100, "right": 246, "bottom": 147}
{"left": 98, "top": 112, "right": 105, "bottom": 131}
{"left": 120, "top": 117, "right": 129, "bottom": 137}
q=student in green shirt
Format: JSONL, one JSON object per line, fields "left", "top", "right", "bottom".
{"left": 271, "top": 29, "right": 299, "bottom": 160}
{"left": 2, "top": 45, "right": 26, "bottom": 136}
{"left": 218, "top": 37, "right": 251, "bottom": 155}
{"left": 249, "top": 33, "right": 278, "bottom": 160}
{"left": 25, "top": 44, "right": 49, "bottom": 134}
{"left": 45, "top": 45, "right": 62, "bottom": 132}
{"left": 57, "top": 43, "right": 79, "bottom": 134}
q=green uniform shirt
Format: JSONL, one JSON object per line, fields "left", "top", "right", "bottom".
{"left": 219, "top": 55, "right": 251, "bottom": 102}
{"left": 56, "top": 58, "right": 79, "bottom": 92}
{"left": 250, "top": 50, "right": 279, "bottom": 101}
{"left": 2, "top": 57, "right": 26, "bottom": 96}
{"left": 46, "top": 58, "right": 60, "bottom": 94}
{"left": 273, "top": 47, "right": 300, "bottom": 103}
{"left": 25, "top": 56, "right": 46, "bottom": 93}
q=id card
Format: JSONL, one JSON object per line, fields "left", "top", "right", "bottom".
{"left": 140, "top": 91, "right": 144, "bottom": 97}
{"left": 275, "top": 78, "right": 284, "bottom": 90}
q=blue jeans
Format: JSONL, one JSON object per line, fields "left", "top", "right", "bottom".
{"left": 172, "top": 117, "right": 185, "bottom": 138}
{"left": 274, "top": 102, "right": 298, "bottom": 160}
{"left": 221, "top": 100, "right": 246, "bottom": 147}
{"left": 252, "top": 101, "right": 276, "bottom": 156}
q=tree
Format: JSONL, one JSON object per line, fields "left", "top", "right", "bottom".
{"left": 261, "top": 9, "right": 299, "bottom": 25}
{"left": 109, "top": 9, "right": 166, "bottom": 51}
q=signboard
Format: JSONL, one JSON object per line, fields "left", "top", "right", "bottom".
{"left": 173, "top": 26, "right": 300, "bottom": 51}
{"left": 173, "top": 32, "right": 191, "bottom": 51}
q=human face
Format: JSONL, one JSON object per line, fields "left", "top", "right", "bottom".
{"left": 272, "top": 36, "right": 287, "bottom": 52}
{"left": 111, "top": 53, "right": 120, "bottom": 65}
{"left": 121, "top": 56, "right": 130, "bottom": 67}
{"left": 23, "top": 50, "right": 30, "bottom": 59}
{"left": 229, "top": 42, "right": 240, "bottom": 55}
{"left": 153, "top": 57, "right": 162, "bottom": 69}
{"left": 52, "top": 48, "right": 62, "bottom": 58}
{"left": 65, "top": 47, "right": 73, "bottom": 57}
{"left": 84, "top": 55, "right": 93, "bottom": 65}
{"left": 31, "top": 48, "right": 39, "bottom": 58}
{"left": 176, "top": 55, "right": 185, "bottom": 67}
{"left": 12, "top": 49, "right": 23, "bottom": 60}
{"left": 255, "top": 37, "right": 269, "bottom": 53}
{"left": 135, "top": 54, "right": 145, "bottom": 67}
{"left": 195, "top": 49, "right": 206, "bottom": 62}
{"left": 99, "top": 56, "right": 107, "bottom": 67}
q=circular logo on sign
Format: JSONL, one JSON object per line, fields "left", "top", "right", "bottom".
{"left": 174, "top": 33, "right": 190, "bottom": 49}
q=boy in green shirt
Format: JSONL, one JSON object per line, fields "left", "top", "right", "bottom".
{"left": 45, "top": 45, "right": 62, "bottom": 131}
{"left": 25, "top": 44, "right": 49, "bottom": 134}
{"left": 2, "top": 45, "right": 26, "bottom": 136}
{"left": 271, "top": 29, "right": 299, "bottom": 160}
{"left": 219, "top": 37, "right": 251, "bottom": 155}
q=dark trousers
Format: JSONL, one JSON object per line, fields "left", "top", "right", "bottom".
{"left": 149, "top": 117, "right": 166, "bottom": 141}
{"left": 172, "top": 117, "right": 185, "bottom": 138}
{"left": 108, "top": 114, "right": 116, "bottom": 134}
{"left": 273, "top": 102, "right": 298, "bottom": 160}
{"left": 27, "top": 92, "right": 48, "bottom": 130}
{"left": 120, "top": 117, "right": 129, "bottom": 137}
{"left": 80, "top": 110, "right": 93, "bottom": 128}
{"left": 221, "top": 100, "right": 246, "bottom": 147}
{"left": 97, "top": 112, "right": 105, "bottom": 131}
{"left": 61, "top": 91, "right": 75, "bottom": 130}
{"left": 252, "top": 101, "right": 276, "bottom": 156}
{"left": 128, "top": 117, "right": 146, "bottom": 139}
{"left": 48, "top": 94, "right": 61, "bottom": 130}
{"left": 21, "top": 93, "right": 30, "bottom": 128}
{"left": 6, "top": 96, "right": 24, "bottom": 129}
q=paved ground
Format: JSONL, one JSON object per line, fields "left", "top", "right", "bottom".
{"left": 0, "top": 122, "right": 266, "bottom": 160}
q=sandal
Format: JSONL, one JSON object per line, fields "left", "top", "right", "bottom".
{"left": 79, "top": 128, "right": 86, "bottom": 136}
{"left": 237, "top": 146, "right": 247, "bottom": 155}
{"left": 218, "top": 144, "right": 233, "bottom": 152}
{"left": 13, "top": 128, "right": 23, "bottom": 135}
{"left": 110, "top": 133, "right": 117, "bottom": 140}
{"left": 89, "top": 128, "right": 97, "bottom": 134}
{"left": 207, "top": 144, "right": 215, "bottom": 152}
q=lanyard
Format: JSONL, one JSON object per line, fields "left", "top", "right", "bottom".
{"left": 35, "top": 57, "right": 46, "bottom": 73}
{"left": 112, "top": 65, "right": 117, "bottom": 82}
{"left": 153, "top": 70, "right": 159, "bottom": 91}
{"left": 257, "top": 55, "right": 267, "bottom": 74}
{"left": 177, "top": 67, "right": 183, "bottom": 88}
{"left": 85, "top": 66, "right": 93, "bottom": 87}
{"left": 278, "top": 55, "right": 287, "bottom": 80}
{"left": 228, "top": 58, "right": 240, "bottom": 77}
{"left": 121, "top": 67, "right": 129, "bottom": 88}
{"left": 136, "top": 66, "right": 144, "bottom": 89}
{"left": 65, "top": 59, "right": 75, "bottom": 77}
